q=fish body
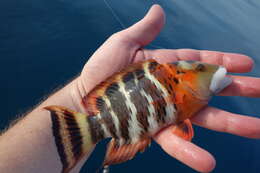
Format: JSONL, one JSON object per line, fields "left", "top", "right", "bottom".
{"left": 45, "top": 59, "right": 232, "bottom": 173}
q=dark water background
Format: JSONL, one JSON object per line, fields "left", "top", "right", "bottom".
{"left": 1, "top": 0, "right": 260, "bottom": 172}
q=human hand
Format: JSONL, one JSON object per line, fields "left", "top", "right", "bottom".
{"left": 72, "top": 5, "right": 260, "bottom": 172}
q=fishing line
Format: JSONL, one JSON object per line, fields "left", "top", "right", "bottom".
{"left": 103, "top": 0, "right": 164, "bottom": 49}
{"left": 103, "top": 0, "right": 126, "bottom": 29}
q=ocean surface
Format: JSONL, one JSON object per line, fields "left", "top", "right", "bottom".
{"left": 1, "top": 0, "right": 260, "bottom": 172}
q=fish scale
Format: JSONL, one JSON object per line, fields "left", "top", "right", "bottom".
{"left": 45, "top": 59, "right": 230, "bottom": 173}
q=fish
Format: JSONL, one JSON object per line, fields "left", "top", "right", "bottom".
{"left": 44, "top": 59, "right": 232, "bottom": 173}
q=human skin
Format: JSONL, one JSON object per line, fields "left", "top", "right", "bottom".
{"left": 1, "top": 4, "right": 260, "bottom": 173}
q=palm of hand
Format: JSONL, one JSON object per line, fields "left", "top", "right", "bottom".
{"left": 76, "top": 5, "right": 260, "bottom": 172}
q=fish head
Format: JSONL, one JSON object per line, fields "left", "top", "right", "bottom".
{"left": 170, "top": 61, "right": 232, "bottom": 100}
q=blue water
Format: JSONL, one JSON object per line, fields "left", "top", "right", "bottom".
{"left": 1, "top": 0, "right": 260, "bottom": 172}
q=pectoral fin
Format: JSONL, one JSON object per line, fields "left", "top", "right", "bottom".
{"left": 175, "top": 92, "right": 185, "bottom": 104}
{"left": 103, "top": 138, "right": 151, "bottom": 166}
{"left": 171, "top": 119, "right": 194, "bottom": 141}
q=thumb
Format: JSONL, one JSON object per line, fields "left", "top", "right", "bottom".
{"left": 120, "top": 4, "right": 165, "bottom": 47}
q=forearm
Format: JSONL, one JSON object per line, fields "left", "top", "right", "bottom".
{"left": 0, "top": 78, "right": 89, "bottom": 173}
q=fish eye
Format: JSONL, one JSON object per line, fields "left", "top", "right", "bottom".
{"left": 195, "top": 64, "right": 206, "bottom": 72}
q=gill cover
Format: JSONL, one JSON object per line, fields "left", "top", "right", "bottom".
{"left": 171, "top": 61, "right": 232, "bottom": 100}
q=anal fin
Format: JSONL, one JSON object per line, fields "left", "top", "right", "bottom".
{"left": 103, "top": 138, "right": 151, "bottom": 166}
{"left": 171, "top": 119, "right": 194, "bottom": 141}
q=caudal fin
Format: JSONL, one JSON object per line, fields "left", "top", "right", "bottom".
{"left": 44, "top": 106, "right": 95, "bottom": 173}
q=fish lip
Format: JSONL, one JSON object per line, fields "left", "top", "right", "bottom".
{"left": 210, "top": 66, "right": 233, "bottom": 94}
{"left": 217, "top": 76, "right": 233, "bottom": 93}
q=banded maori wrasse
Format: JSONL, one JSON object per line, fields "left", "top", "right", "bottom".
{"left": 45, "top": 59, "right": 232, "bottom": 173}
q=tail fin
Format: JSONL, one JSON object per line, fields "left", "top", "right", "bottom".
{"left": 44, "top": 106, "right": 95, "bottom": 173}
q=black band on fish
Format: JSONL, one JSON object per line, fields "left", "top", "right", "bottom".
{"left": 50, "top": 112, "right": 69, "bottom": 172}
{"left": 87, "top": 115, "right": 105, "bottom": 143}
{"left": 45, "top": 106, "right": 92, "bottom": 173}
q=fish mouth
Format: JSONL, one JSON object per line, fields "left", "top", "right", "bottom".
{"left": 209, "top": 66, "right": 232, "bottom": 94}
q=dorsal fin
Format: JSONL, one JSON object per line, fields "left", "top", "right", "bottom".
{"left": 103, "top": 137, "right": 151, "bottom": 166}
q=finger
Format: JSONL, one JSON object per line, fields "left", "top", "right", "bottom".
{"left": 154, "top": 127, "right": 216, "bottom": 173}
{"left": 191, "top": 107, "right": 260, "bottom": 139}
{"left": 143, "top": 49, "right": 253, "bottom": 73}
{"left": 220, "top": 76, "right": 260, "bottom": 97}
{"left": 119, "top": 4, "right": 165, "bottom": 47}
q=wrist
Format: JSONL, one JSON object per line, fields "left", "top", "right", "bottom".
{"left": 38, "top": 76, "right": 86, "bottom": 113}
{"left": 0, "top": 77, "right": 89, "bottom": 173}
{"left": 67, "top": 76, "right": 88, "bottom": 113}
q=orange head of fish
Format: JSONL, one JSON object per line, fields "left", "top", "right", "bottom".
{"left": 163, "top": 60, "right": 232, "bottom": 121}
